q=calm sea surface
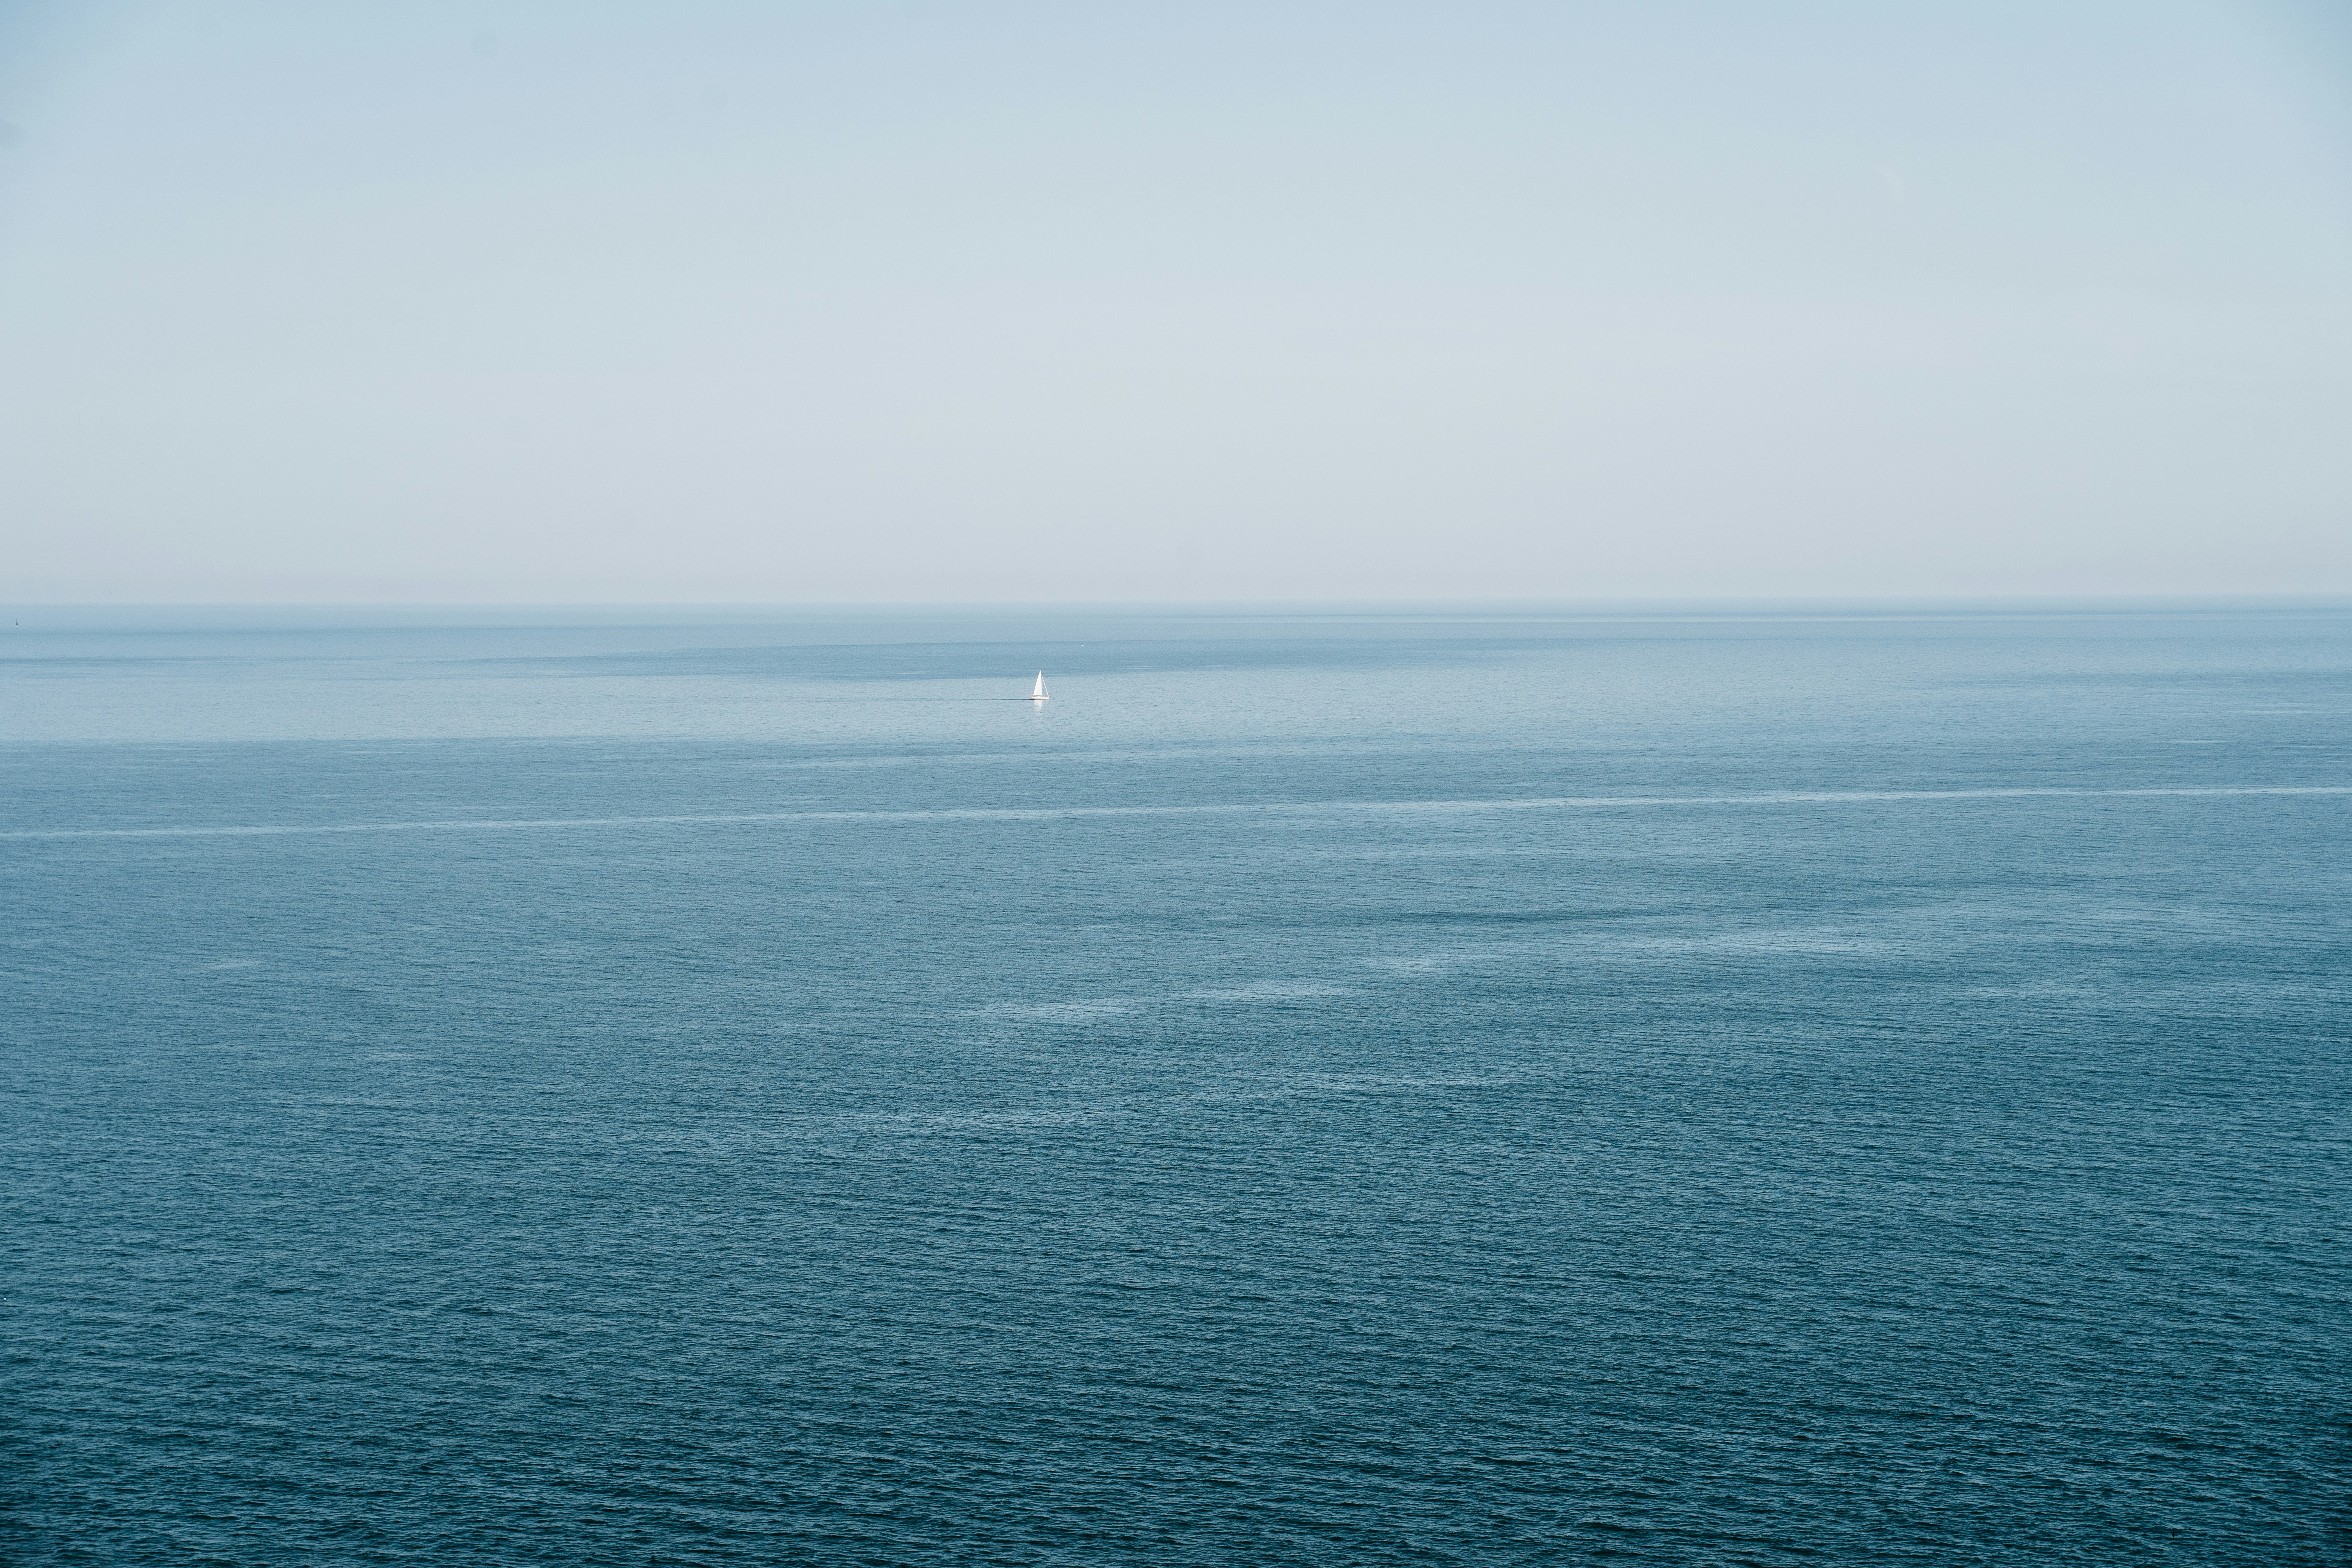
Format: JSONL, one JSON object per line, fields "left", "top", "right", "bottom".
{"left": 3, "top": 606, "right": 2348, "bottom": 1564}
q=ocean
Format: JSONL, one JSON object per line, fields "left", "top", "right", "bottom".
{"left": 3, "top": 604, "right": 2347, "bottom": 1564}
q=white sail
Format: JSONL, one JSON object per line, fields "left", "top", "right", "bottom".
{"left": 1031, "top": 671, "right": 1049, "bottom": 702}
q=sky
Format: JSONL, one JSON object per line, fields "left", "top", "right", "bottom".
{"left": 1, "top": 1, "right": 2348, "bottom": 604}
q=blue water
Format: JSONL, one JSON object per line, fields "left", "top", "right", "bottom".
{"left": 4, "top": 605, "right": 2348, "bottom": 1564}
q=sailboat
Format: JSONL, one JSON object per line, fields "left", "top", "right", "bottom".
{"left": 1031, "top": 671, "right": 1050, "bottom": 703}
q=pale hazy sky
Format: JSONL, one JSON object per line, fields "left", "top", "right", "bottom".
{"left": 2, "top": 2, "right": 2348, "bottom": 603}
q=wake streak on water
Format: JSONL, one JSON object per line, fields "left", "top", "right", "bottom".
{"left": 6, "top": 783, "right": 2347, "bottom": 841}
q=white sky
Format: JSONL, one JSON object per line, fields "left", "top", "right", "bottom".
{"left": 2, "top": 1, "right": 2348, "bottom": 602}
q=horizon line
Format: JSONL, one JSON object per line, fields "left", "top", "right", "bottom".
{"left": 5, "top": 591, "right": 2352, "bottom": 618}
